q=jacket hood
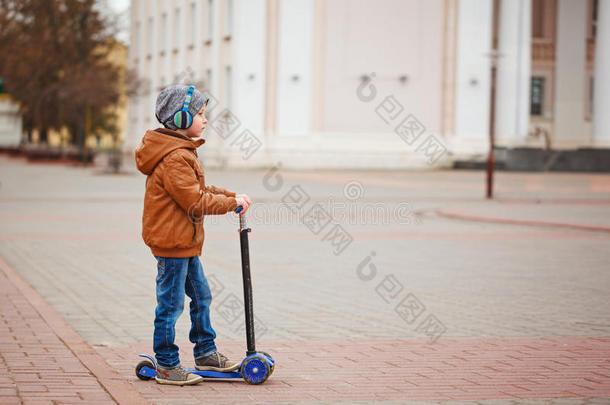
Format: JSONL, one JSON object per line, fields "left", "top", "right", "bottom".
{"left": 135, "top": 128, "right": 205, "bottom": 175}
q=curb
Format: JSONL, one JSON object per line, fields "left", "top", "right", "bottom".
{"left": 436, "top": 209, "right": 610, "bottom": 234}
{"left": 0, "top": 255, "right": 150, "bottom": 405}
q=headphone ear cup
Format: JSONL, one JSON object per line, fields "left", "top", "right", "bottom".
{"left": 173, "top": 110, "right": 193, "bottom": 129}
{"left": 184, "top": 111, "right": 193, "bottom": 128}
{"left": 173, "top": 111, "right": 182, "bottom": 128}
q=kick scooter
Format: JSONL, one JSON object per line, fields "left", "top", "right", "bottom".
{"left": 135, "top": 207, "right": 275, "bottom": 384}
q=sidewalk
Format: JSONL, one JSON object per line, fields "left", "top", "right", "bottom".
{"left": 3, "top": 258, "right": 610, "bottom": 405}
{"left": 436, "top": 198, "right": 610, "bottom": 233}
{"left": 97, "top": 337, "right": 610, "bottom": 404}
{"left": 0, "top": 256, "right": 147, "bottom": 405}
{"left": 3, "top": 252, "right": 610, "bottom": 404}
{"left": 1, "top": 155, "right": 610, "bottom": 404}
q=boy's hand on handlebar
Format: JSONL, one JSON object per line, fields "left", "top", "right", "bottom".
{"left": 235, "top": 195, "right": 251, "bottom": 214}
{"left": 236, "top": 194, "right": 252, "bottom": 206}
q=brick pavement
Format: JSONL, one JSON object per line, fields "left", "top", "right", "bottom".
{"left": 0, "top": 256, "right": 113, "bottom": 404}
{"left": 436, "top": 201, "right": 610, "bottom": 233}
{"left": 1, "top": 155, "right": 610, "bottom": 404}
{"left": 0, "top": 255, "right": 148, "bottom": 405}
{"left": 97, "top": 336, "right": 610, "bottom": 404}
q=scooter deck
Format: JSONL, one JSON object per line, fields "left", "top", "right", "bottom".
{"left": 190, "top": 369, "right": 242, "bottom": 379}
{"left": 136, "top": 353, "right": 275, "bottom": 382}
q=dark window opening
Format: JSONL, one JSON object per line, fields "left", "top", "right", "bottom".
{"left": 530, "top": 77, "right": 545, "bottom": 116}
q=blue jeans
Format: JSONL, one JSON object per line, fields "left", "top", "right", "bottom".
{"left": 153, "top": 255, "right": 217, "bottom": 368}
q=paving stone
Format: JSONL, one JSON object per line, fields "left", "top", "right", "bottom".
{"left": 1, "top": 155, "right": 609, "bottom": 404}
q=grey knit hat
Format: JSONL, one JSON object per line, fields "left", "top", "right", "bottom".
{"left": 155, "top": 84, "right": 208, "bottom": 130}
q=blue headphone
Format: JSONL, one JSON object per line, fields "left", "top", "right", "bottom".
{"left": 155, "top": 86, "right": 196, "bottom": 129}
{"left": 170, "top": 85, "right": 195, "bottom": 129}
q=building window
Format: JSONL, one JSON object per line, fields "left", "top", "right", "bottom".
{"left": 207, "top": 0, "right": 214, "bottom": 41}
{"left": 589, "top": 76, "right": 594, "bottom": 118}
{"left": 135, "top": 21, "right": 141, "bottom": 59}
{"left": 532, "top": 0, "right": 556, "bottom": 40}
{"left": 532, "top": 0, "right": 544, "bottom": 38}
{"left": 224, "top": 66, "right": 232, "bottom": 110}
{"left": 530, "top": 77, "right": 545, "bottom": 116}
{"left": 161, "top": 13, "right": 168, "bottom": 53}
{"left": 174, "top": 8, "right": 181, "bottom": 49}
{"left": 190, "top": 3, "right": 196, "bottom": 44}
{"left": 225, "top": 0, "right": 233, "bottom": 38}
{"left": 206, "top": 68, "right": 212, "bottom": 91}
{"left": 147, "top": 17, "right": 153, "bottom": 57}
{"left": 530, "top": 76, "right": 544, "bottom": 116}
{"left": 591, "top": 0, "right": 599, "bottom": 40}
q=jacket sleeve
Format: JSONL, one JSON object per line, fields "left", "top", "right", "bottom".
{"left": 162, "top": 153, "right": 238, "bottom": 216}
{"left": 206, "top": 185, "right": 237, "bottom": 197}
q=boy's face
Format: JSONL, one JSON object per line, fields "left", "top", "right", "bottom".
{"left": 183, "top": 105, "right": 207, "bottom": 138}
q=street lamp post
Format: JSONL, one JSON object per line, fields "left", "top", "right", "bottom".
{"left": 487, "top": 0, "right": 501, "bottom": 199}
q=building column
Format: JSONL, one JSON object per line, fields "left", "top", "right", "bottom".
{"left": 554, "top": 0, "right": 588, "bottom": 148}
{"left": 124, "top": 0, "right": 144, "bottom": 153}
{"left": 263, "top": 0, "right": 279, "bottom": 136}
{"left": 311, "top": 0, "right": 325, "bottom": 132}
{"left": 441, "top": 0, "right": 458, "bottom": 140}
{"left": 495, "top": 0, "right": 532, "bottom": 146}
{"left": 453, "top": 0, "right": 493, "bottom": 155}
{"left": 593, "top": 0, "right": 610, "bottom": 145}
{"left": 210, "top": 0, "right": 223, "bottom": 107}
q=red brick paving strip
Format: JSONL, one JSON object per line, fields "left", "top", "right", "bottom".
{"left": 97, "top": 336, "right": 610, "bottom": 404}
{"left": 436, "top": 208, "right": 610, "bottom": 234}
{"left": 0, "top": 256, "right": 149, "bottom": 405}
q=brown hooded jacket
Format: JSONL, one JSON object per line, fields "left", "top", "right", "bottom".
{"left": 135, "top": 128, "right": 238, "bottom": 257}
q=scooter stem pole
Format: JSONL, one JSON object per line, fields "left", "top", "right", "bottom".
{"left": 238, "top": 213, "right": 256, "bottom": 356}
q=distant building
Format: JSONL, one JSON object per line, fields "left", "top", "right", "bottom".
{"left": 0, "top": 91, "right": 22, "bottom": 148}
{"left": 92, "top": 39, "right": 129, "bottom": 151}
{"left": 126, "top": 0, "right": 609, "bottom": 169}
{"left": 62, "top": 39, "right": 129, "bottom": 151}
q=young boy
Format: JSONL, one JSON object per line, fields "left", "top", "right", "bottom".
{"left": 135, "top": 84, "right": 252, "bottom": 385}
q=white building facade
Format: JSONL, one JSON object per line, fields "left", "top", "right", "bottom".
{"left": 126, "top": 0, "right": 609, "bottom": 169}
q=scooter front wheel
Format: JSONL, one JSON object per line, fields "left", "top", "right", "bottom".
{"left": 257, "top": 351, "right": 275, "bottom": 375}
{"left": 241, "top": 354, "right": 270, "bottom": 385}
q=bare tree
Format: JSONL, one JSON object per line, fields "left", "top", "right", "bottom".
{"left": 0, "top": 0, "right": 123, "bottom": 160}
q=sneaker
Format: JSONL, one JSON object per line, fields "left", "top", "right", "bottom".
{"left": 155, "top": 365, "right": 204, "bottom": 386}
{"left": 195, "top": 351, "right": 239, "bottom": 372}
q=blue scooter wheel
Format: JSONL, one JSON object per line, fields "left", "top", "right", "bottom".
{"left": 241, "top": 354, "right": 270, "bottom": 385}
{"left": 135, "top": 360, "right": 155, "bottom": 380}
{"left": 257, "top": 351, "right": 275, "bottom": 375}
